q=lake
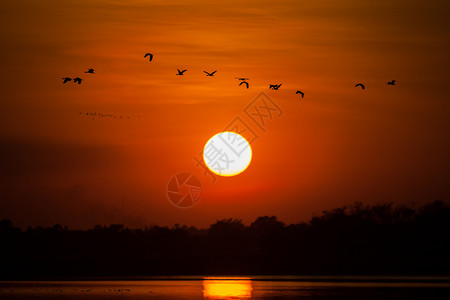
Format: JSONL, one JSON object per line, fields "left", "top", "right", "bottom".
{"left": 1, "top": 276, "right": 450, "bottom": 299}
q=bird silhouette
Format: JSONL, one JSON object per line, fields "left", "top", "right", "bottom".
{"left": 239, "top": 81, "right": 249, "bottom": 89}
{"left": 176, "top": 69, "right": 187, "bottom": 75}
{"left": 296, "top": 91, "right": 304, "bottom": 98}
{"left": 269, "top": 84, "right": 282, "bottom": 90}
{"left": 387, "top": 80, "right": 396, "bottom": 85}
{"left": 355, "top": 83, "right": 365, "bottom": 90}
{"left": 85, "top": 68, "right": 95, "bottom": 74}
{"left": 144, "top": 53, "right": 153, "bottom": 61}
{"left": 62, "top": 77, "right": 71, "bottom": 84}
{"left": 73, "top": 77, "right": 83, "bottom": 84}
{"left": 204, "top": 70, "right": 217, "bottom": 76}
{"left": 235, "top": 77, "right": 249, "bottom": 81}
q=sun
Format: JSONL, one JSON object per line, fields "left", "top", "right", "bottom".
{"left": 203, "top": 131, "right": 252, "bottom": 177}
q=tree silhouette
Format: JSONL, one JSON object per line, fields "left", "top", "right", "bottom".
{"left": 1, "top": 200, "right": 449, "bottom": 279}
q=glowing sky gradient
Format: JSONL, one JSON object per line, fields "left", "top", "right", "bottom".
{"left": 0, "top": 0, "right": 449, "bottom": 228}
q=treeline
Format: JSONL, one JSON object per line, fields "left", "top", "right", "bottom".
{"left": 1, "top": 201, "right": 449, "bottom": 279}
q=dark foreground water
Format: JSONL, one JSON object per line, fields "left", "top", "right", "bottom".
{"left": 1, "top": 276, "right": 450, "bottom": 299}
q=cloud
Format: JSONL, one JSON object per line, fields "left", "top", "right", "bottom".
{"left": 0, "top": 138, "right": 124, "bottom": 180}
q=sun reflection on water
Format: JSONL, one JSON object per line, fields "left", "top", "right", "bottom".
{"left": 203, "top": 278, "right": 253, "bottom": 299}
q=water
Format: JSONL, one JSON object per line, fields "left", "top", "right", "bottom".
{"left": 1, "top": 276, "right": 450, "bottom": 299}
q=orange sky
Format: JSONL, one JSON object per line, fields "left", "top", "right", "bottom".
{"left": 0, "top": 0, "right": 449, "bottom": 228}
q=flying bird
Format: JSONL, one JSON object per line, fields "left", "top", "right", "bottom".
{"left": 235, "top": 77, "right": 249, "bottom": 81}
{"left": 144, "top": 53, "right": 153, "bottom": 61}
{"left": 355, "top": 83, "right": 365, "bottom": 90}
{"left": 387, "top": 80, "right": 396, "bottom": 85}
{"left": 269, "top": 84, "right": 282, "bottom": 90}
{"left": 176, "top": 69, "right": 187, "bottom": 75}
{"left": 73, "top": 77, "right": 83, "bottom": 84}
{"left": 239, "top": 81, "right": 249, "bottom": 89}
{"left": 296, "top": 91, "right": 304, "bottom": 98}
{"left": 204, "top": 70, "right": 217, "bottom": 76}
{"left": 62, "top": 77, "right": 71, "bottom": 84}
{"left": 85, "top": 68, "right": 95, "bottom": 74}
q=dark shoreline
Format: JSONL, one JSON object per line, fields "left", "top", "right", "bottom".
{"left": 2, "top": 275, "right": 450, "bottom": 283}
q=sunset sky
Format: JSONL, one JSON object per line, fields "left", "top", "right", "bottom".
{"left": 0, "top": 0, "right": 449, "bottom": 229}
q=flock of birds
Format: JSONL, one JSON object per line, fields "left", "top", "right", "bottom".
{"left": 62, "top": 68, "right": 95, "bottom": 84}
{"left": 79, "top": 112, "right": 136, "bottom": 120}
{"left": 62, "top": 52, "right": 398, "bottom": 99}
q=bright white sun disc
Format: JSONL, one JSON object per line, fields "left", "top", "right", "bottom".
{"left": 203, "top": 131, "right": 252, "bottom": 177}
